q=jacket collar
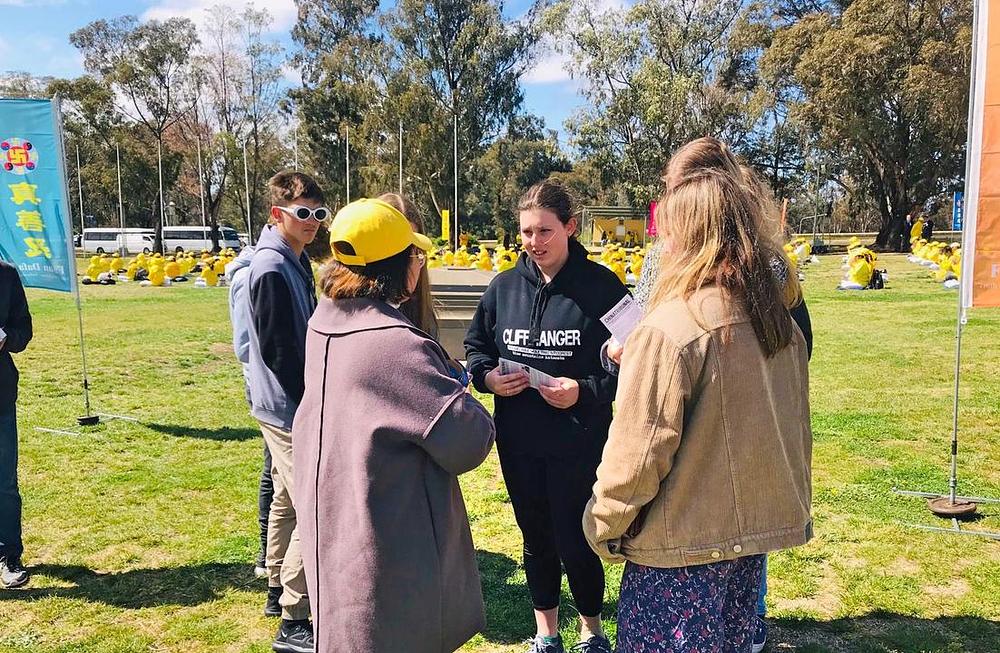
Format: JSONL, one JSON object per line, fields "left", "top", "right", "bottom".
{"left": 256, "top": 225, "right": 312, "bottom": 287}
{"left": 309, "top": 297, "right": 419, "bottom": 337}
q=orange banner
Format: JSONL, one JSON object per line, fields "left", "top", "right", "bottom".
{"left": 962, "top": 0, "right": 1000, "bottom": 307}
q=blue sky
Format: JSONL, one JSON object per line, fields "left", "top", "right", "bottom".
{"left": 0, "top": 0, "right": 589, "bottom": 145}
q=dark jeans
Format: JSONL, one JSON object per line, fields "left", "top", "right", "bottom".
{"left": 0, "top": 410, "right": 23, "bottom": 562}
{"left": 498, "top": 445, "right": 605, "bottom": 617}
{"left": 258, "top": 442, "right": 273, "bottom": 563}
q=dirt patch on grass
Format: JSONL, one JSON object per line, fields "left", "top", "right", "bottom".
{"left": 209, "top": 342, "right": 234, "bottom": 357}
{"left": 776, "top": 562, "right": 842, "bottom": 618}
{"left": 923, "top": 578, "right": 971, "bottom": 601}
{"left": 887, "top": 557, "right": 921, "bottom": 575}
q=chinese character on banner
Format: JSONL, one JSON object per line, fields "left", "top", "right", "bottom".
{"left": 16, "top": 209, "right": 44, "bottom": 232}
{"left": 0, "top": 99, "right": 75, "bottom": 292}
{"left": 9, "top": 182, "right": 40, "bottom": 205}
{"left": 24, "top": 237, "right": 52, "bottom": 258}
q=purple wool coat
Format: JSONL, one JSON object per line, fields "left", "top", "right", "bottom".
{"left": 292, "top": 297, "right": 496, "bottom": 653}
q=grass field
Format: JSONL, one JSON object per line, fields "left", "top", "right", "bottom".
{"left": 1, "top": 253, "right": 998, "bottom": 652}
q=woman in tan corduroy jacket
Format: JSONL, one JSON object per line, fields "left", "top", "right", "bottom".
{"left": 583, "top": 137, "right": 812, "bottom": 653}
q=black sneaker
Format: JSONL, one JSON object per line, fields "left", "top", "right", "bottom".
{"left": 264, "top": 585, "right": 282, "bottom": 617}
{"left": 527, "top": 634, "right": 565, "bottom": 653}
{"left": 571, "top": 634, "right": 613, "bottom": 653}
{"left": 272, "top": 619, "right": 313, "bottom": 653}
{"left": 752, "top": 616, "right": 768, "bottom": 653}
{"left": 0, "top": 556, "right": 29, "bottom": 589}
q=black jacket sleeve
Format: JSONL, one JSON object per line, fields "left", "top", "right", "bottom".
{"left": 575, "top": 369, "right": 618, "bottom": 407}
{"left": 791, "top": 298, "right": 813, "bottom": 361}
{"left": 464, "top": 285, "right": 499, "bottom": 394}
{"left": 2, "top": 269, "right": 32, "bottom": 353}
{"left": 251, "top": 271, "right": 306, "bottom": 404}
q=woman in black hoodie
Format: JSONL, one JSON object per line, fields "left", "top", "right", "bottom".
{"left": 465, "top": 180, "right": 628, "bottom": 653}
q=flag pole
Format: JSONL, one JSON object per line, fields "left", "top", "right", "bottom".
{"left": 893, "top": 0, "right": 1000, "bottom": 537}
{"left": 54, "top": 97, "right": 98, "bottom": 426}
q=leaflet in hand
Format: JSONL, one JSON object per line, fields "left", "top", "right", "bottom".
{"left": 499, "top": 357, "right": 557, "bottom": 390}
{"left": 600, "top": 294, "right": 642, "bottom": 344}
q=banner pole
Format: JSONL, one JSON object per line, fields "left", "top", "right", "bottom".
{"left": 53, "top": 96, "right": 97, "bottom": 425}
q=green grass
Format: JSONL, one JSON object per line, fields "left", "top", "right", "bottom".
{"left": 1, "top": 253, "right": 999, "bottom": 652}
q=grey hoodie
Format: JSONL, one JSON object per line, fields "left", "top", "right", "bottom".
{"left": 245, "top": 226, "right": 317, "bottom": 430}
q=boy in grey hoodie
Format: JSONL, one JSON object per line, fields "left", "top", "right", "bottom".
{"left": 227, "top": 246, "right": 274, "bottom": 581}
{"left": 245, "top": 172, "right": 327, "bottom": 653}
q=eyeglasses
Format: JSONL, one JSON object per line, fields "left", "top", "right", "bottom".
{"left": 411, "top": 252, "right": 426, "bottom": 267}
{"left": 275, "top": 204, "right": 331, "bottom": 223}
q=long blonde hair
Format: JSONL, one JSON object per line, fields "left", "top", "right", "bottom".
{"left": 378, "top": 192, "right": 439, "bottom": 339}
{"left": 650, "top": 137, "right": 798, "bottom": 357}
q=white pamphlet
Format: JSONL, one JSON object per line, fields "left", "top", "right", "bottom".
{"left": 499, "top": 357, "right": 558, "bottom": 390}
{"left": 600, "top": 294, "right": 642, "bottom": 344}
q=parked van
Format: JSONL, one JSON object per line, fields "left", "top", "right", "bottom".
{"left": 81, "top": 228, "right": 155, "bottom": 254}
{"left": 162, "top": 226, "right": 242, "bottom": 253}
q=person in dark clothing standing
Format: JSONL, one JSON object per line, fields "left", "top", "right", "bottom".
{"left": 465, "top": 180, "right": 628, "bottom": 653}
{"left": 0, "top": 261, "right": 32, "bottom": 589}
{"left": 246, "top": 172, "right": 326, "bottom": 653}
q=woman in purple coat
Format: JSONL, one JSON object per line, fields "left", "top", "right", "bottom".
{"left": 292, "top": 198, "right": 496, "bottom": 653}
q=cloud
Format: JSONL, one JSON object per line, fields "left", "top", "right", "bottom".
{"left": 142, "top": 0, "right": 297, "bottom": 33}
{"left": 280, "top": 63, "right": 301, "bottom": 87}
{"left": 524, "top": 47, "right": 574, "bottom": 85}
{"left": 523, "top": 0, "right": 632, "bottom": 86}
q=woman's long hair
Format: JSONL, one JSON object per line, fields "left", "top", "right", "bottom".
{"left": 378, "top": 193, "right": 439, "bottom": 339}
{"left": 650, "top": 137, "right": 799, "bottom": 357}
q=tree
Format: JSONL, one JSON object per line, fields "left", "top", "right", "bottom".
{"left": 48, "top": 75, "right": 167, "bottom": 234}
{"left": 182, "top": 5, "right": 289, "bottom": 247}
{"left": 290, "top": 0, "right": 540, "bottom": 237}
{"left": 70, "top": 15, "right": 199, "bottom": 252}
{"left": 761, "top": 0, "right": 972, "bottom": 248}
{"left": 547, "top": 0, "right": 768, "bottom": 204}
{"left": 467, "top": 115, "right": 572, "bottom": 238}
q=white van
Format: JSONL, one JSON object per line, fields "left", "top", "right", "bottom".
{"left": 162, "top": 226, "right": 242, "bottom": 253}
{"left": 82, "top": 228, "right": 155, "bottom": 254}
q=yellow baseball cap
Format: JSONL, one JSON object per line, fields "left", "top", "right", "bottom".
{"left": 329, "top": 198, "right": 434, "bottom": 266}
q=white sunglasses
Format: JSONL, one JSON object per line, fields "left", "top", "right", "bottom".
{"left": 275, "top": 204, "right": 331, "bottom": 223}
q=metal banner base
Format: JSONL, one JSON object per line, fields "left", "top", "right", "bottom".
{"left": 35, "top": 412, "right": 138, "bottom": 436}
{"left": 894, "top": 488, "right": 1000, "bottom": 540}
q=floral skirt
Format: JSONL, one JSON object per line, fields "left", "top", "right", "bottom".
{"left": 616, "top": 555, "right": 764, "bottom": 652}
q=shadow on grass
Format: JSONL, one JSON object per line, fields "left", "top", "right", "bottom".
{"left": 144, "top": 422, "right": 260, "bottom": 442}
{"left": 770, "top": 612, "right": 1000, "bottom": 653}
{"left": 477, "top": 550, "right": 597, "bottom": 645}
{"left": 0, "top": 563, "right": 256, "bottom": 608}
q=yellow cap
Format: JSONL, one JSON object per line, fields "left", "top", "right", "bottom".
{"left": 329, "top": 198, "right": 434, "bottom": 266}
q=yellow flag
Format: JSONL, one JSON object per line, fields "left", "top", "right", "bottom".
{"left": 441, "top": 209, "right": 450, "bottom": 242}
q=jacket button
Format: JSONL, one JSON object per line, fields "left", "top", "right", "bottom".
{"left": 711, "top": 551, "right": 721, "bottom": 559}
{"left": 733, "top": 545, "right": 743, "bottom": 554}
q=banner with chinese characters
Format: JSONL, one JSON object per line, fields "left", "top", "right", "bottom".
{"left": 960, "top": 0, "right": 1000, "bottom": 308}
{"left": 0, "top": 98, "right": 75, "bottom": 292}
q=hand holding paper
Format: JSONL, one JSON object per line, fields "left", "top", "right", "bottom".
{"left": 538, "top": 377, "right": 580, "bottom": 409}
{"left": 600, "top": 295, "right": 642, "bottom": 344}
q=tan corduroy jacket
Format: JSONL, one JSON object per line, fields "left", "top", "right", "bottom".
{"left": 583, "top": 285, "right": 812, "bottom": 568}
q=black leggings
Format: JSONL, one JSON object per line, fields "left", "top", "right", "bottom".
{"left": 498, "top": 446, "right": 605, "bottom": 618}
{"left": 258, "top": 442, "right": 274, "bottom": 560}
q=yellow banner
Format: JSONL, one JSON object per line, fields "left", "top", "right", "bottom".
{"left": 441, "top": 209, "right": 450, "bottom": 243}
{"left": 963, "top": 0, "right": 1000, "bottom": 307}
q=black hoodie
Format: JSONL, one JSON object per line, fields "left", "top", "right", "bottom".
{"left": 465, "top": 240, "right": 629, "bottom": 457}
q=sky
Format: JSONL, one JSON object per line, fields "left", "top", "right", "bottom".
{"left": 0, "top": 0, "right": 595, "bottom": 145}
